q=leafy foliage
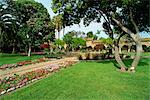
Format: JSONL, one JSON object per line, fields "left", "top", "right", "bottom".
{"left": 52, "top": 0, "right": 149, "bottom": 35}
{"left": 0, "top": 0, "right": 55, "bottom": 53}
{"left": 54, "top": 39, "right": 65, "bottom": 49}
{"left": 72, "top": 38, "right": 86, "bottom": 50}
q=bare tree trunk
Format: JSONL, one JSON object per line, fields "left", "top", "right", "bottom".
{"left": 12, "top": 40, "right": 15, "bottom": 54}
{"left": 58, "top": 30, "right": 59, "bottom": 39}
{"left": 119, "top": 45, "right": 122, "bottom": 53}
{"left": 28, "top": 44, "right": 31, "bottom": 57}
{"left": 12, "top": 46, "right": 15, "bottom": 54}
{"left": 47, "top": 40, "right": 50, "bottom": 54}
{"left": 128, "top": 46, "right": 131, "bottom": 52}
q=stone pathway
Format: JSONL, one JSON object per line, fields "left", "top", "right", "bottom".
{"left": 0, "top": 57, "right": 78, "bottom": 79}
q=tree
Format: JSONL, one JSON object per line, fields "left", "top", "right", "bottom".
{"left": 15, "top": 0, "right": 54, "bottom": 56}
{"left": 72, "top": 38, "right": 86, "bottom": 51}
{"left": 87, "top": 31, "right": 94, "bottom": 38}
{"left": 52, "top": 15, "right": 63, "bottom": 39}
{"left": 86, "top": 31, "right": 98, "bottom": 40}
{"left": 63, "top": 32, "right": 73, "bottom": 51}
{"left": 101, "top": 38, "right": 113, "bottom": 46}
{"left": 0, "top": 0, "right": 20, "bottom": 53}
{"left": 101, "top": 38, "right": 113, "bottom": 54}
{"left": 0, "top": 0, "right": 54, "bottom": 54}
{"left": 52, "top": 0, "right": 149, "bottom": 72}
{"left": 93, "top": 35, "right": 98, "bottom": 40}
{"left": 54, "top": 39, "right": 65, "bottom": 50}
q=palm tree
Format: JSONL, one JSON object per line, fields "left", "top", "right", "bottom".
{"left": 52, "top": 15, "right": 63, "bottom": 39}
{"left": 0, "top": 0, "right": 19, "bottom": 53}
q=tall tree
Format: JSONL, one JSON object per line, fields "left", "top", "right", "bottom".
{"left": 16, "top": 0, "right": 54, "bottom": 56}
{"left": 0, "top": 0, "right": 21, "bottom": 53}
{"left": 52, "top": 15, "right": 63, "bottom": 39}
{"left": 52, "top": 0, "right": 149, "bottom": 72}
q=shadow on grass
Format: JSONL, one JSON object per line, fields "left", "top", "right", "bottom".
{"left": 96, "top": 58, "right": 149, "bottom": 69}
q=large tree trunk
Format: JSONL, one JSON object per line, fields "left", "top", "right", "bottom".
{"left": 112, "top": 17, "right": 142, "bottom": 72}
{"left": 128, "top": 34, "right": 142, "bottom": 71}
{"left": 114, "top": 45, "right": 127, "bottom": 71}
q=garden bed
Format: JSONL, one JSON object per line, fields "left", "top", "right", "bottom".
{"left": 0, "top": 58, "right": 50, "bottom": 70}
{"left": 0, "top": 60, "right": 78, "bottom": 96}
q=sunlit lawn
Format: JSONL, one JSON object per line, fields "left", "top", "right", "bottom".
{"left": 1, "top": 58, "right": 149, "bottom": 100}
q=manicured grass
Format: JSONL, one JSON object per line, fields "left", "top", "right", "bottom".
{"left": 125, "top": 52, "right": 150, "bottom": 57}
{"left": 141, "top": 52, "right": 150, "bottom": 56}
{"left": 1, "top": 58, "right": 149, "bottom": 100}
{"left": 0, "top": 54, "right": 44, "bottom": 65}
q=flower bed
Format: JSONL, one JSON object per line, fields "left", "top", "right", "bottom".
{"left": 17, "top": 60, "right": 32, "bottom": 66}
{"left": 0, "top": 64, "right": 17, "bottom": 70}
{"left": 0, "top": 60, "right": 78, "bottom": 95}
{"left": 0, "top": 58, "right": 49, "bottom": 70}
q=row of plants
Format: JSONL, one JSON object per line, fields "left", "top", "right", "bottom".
{"left": 79, "top": 53, "right": 108, "bottom": 60}
{"left": 44, "top": 52, "right": 65, "bottom": 59}
{"left": 0, "top": 58, "right": 49, "bottom": 70}
{"left": 0, "top": 52, "right": 66, "bottom": 70}
{"left": 77, "top": 52, "right": 131, "bottom": 60}
{"left": 0, "top": 60, "right": 78, "bottom": 95}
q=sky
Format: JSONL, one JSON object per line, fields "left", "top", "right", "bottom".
{"left": 35, "top": 0, "right": 150, "bottom": 39}
{"left": 35, "top": 0, "right": 108, "bottom": 39}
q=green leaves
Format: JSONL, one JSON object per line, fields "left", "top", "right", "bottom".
{"left": 54, "top": 39, "right": 65, "bottom": 46}
{"left": 72, "top": 38, "right": 86, "bottom": 49}
{"left": 87, "top": 31, "right": 94, "bottom": 38}
{"left": 0, "top": 0, "right": 55, "bottom": 53}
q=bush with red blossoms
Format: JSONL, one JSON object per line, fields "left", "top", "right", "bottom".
{"left": 40, "top": 44, "right": 49, "bottom": 49}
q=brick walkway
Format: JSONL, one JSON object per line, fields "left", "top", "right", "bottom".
{"left": 0, "top": 57, "right": 78, "bottom": 79}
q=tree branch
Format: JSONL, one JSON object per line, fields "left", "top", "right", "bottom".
{"left": 129, "top": 8, "right": 139, "bottom": 33}
{"left": 112, "top": 17, "right": 134, "bottom": 35}
{"left": 117, "top": 32, "right": 125, "bottom": 45}
{"left": 97, "top": 10, "right": 114, "bottom": 39}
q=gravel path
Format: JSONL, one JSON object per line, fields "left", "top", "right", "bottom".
{"left": 0, "top": 57, "right": 78, "bottom": 79}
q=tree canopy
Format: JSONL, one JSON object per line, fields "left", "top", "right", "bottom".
{"left": 0, "top": 0, "right": 55, "bottom": 55}
{"left": 52, "top": 0, "right": 149, "bottom": 72}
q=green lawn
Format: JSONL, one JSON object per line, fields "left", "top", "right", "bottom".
{"left": 1, "top": 58, "right": 149, "bottom": 100}
{"left": 0, "top": 52, "right": 149, "bottom": 66}
{"left": 125, "top": 52, "right": 150, "bottom": 57}
{"left": 0, "top": 54, "right": 44, "bottom": 65}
